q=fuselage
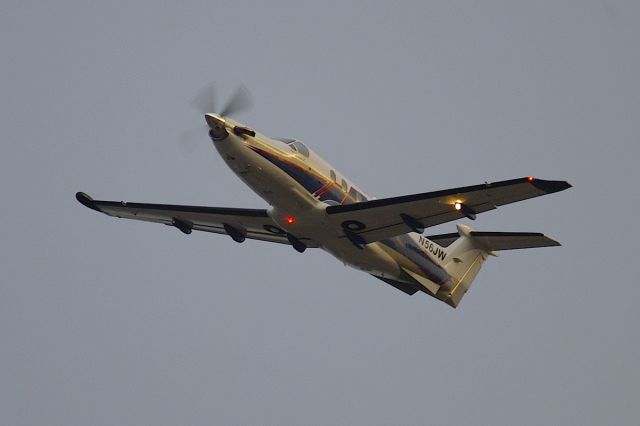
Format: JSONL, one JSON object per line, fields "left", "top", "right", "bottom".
{"left": 212, "top": 118, "right": 451, "bottom": 287}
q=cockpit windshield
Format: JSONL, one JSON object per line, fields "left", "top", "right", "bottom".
{"left": 275, "top": 138, "right": 310, "bottom": 158}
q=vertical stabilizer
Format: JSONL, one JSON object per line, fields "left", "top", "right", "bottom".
{"left": 436, "top": 224, "right": 489, "bottom": 307}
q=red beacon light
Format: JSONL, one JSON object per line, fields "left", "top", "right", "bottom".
{"left": 286, "top": 216, "right": 297, "bottom": 224}
{"left": 527, "top": 176, "right": 535, "bottom": 182}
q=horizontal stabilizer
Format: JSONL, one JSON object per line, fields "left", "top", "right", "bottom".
{"left": 372, "top": 275, "right": 420, "bottom": 295}
{"left": 401, "top": 267, "right": 440, "bottom": 295}
{"left": 427, "top": 231, "right": 560, "bottom": 251}
{"left": 469, "top": 232, "right": 560, "bottom": 251}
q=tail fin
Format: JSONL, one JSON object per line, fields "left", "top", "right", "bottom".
{"left": 430, "top": 224, "right": 560, "bottom": 308}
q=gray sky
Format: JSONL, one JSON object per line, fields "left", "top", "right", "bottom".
{"left": 1, "top": 1, "right": 639, "bottom": 425}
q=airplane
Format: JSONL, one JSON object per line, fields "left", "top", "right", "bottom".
{"left": 76, "top": 88, "right": 571, "bottom": 308}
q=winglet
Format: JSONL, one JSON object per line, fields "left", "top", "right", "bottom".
{"left": 75, "top": 192, "right": 102, "bottom": 212}
{"left": 529, "top": 178, "right": 572, "bottom": 194}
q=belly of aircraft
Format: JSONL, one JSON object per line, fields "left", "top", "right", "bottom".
{"left": 216, "top": 139, "right": 415, "bottom": 282}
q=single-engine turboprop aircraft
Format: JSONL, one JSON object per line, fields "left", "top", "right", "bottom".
{"left": 76, "top": 88, "right": 571, "bottom": 307}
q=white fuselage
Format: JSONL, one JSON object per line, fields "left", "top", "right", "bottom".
{"left": 211, "top": 123, "right": 443, "bottom": 283}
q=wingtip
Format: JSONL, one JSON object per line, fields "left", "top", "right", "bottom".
{"left": 530, "top": 178, "right": 572, "bottom": 194}
{"left": 548, "top": 237, "right": 562, "bottom": 247}
{"left": 75, "top": 192, "right": 102, "bottom": 212}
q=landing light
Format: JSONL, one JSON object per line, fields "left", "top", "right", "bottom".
{"left": 454, "top": 200, "right": 462, "bottom": 211}
{"left": 286, "top": 216, "right": 297, "bottom": 224}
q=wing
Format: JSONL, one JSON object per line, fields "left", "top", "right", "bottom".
{"left": 326, "top": 177, "right": 570, "bottom": 244}
{"left": 75, "top": 192, "right": 317, "bottom": 247}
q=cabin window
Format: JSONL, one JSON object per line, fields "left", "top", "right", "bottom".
{"left": 330, "top": 170, "right": 337, "bottom": 182}
{"left": 348, "top": 187, "right": 367, "bottom": 202}
{"left": 341, "top": 179, "right": 349, "bottom": 192}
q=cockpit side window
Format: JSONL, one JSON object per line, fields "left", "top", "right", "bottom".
{"left": 292, "top": 141, "right": 309, "bottom": 157}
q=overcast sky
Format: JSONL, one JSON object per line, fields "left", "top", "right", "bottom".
{"left": 1, "top": 1, "right": 639, "bottom": 425}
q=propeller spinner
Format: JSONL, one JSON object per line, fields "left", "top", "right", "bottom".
{"left": 191, "top": 85, "right": 255, "bottom": 140}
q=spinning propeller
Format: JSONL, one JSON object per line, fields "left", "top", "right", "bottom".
{"left": 181, "top": 85, "right": 254, "bottom": 152}
{"left": 191, "top": 84, "right": 253, "bottom": 118}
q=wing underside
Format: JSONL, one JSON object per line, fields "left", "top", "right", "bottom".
{"left": 326, "top": 177, "right": 571, "bottom": 243}
{"left": 76, "top": 192, "right": 317, "bottom": 247}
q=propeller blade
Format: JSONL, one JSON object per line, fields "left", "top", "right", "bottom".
{"left": 179, "top": 126, "right": 208, "bottom": 154}
{"left": 220, "top": 85, "right": 252, "bottom": 117}
{"left": 191, "top": 84, "right": 216, "bottom": 114}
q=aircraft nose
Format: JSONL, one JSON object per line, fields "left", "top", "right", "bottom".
{"left": 205, "top": 113, "right": 226, "bottom": 129}
{"left": 205, "top": 113, "right": 230, "bottom": 141}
